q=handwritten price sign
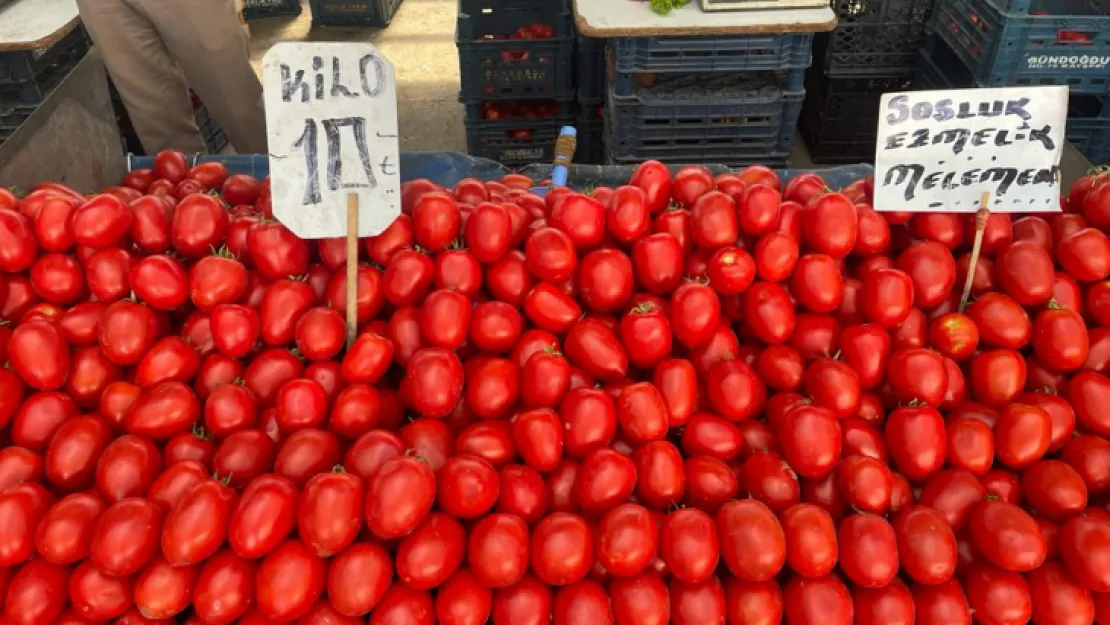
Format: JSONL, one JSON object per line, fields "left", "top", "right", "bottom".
{"left": 262, "top": 42, "right": 401, "bottom": 239}
{"left": 873, "top": 85, "right": 1069, "bottom": 213}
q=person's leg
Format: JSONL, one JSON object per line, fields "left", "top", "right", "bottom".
{"left": 140, "top": 0, "right": 268, "bottom": 154}
{"left": 76, "top": 0, "right": 206, "bottom": 154}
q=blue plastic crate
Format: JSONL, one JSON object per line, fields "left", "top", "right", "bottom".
{"left": 919, "top": 40, "right": 1110, "bottom": 165}
{"left": 243, "top": 0, "right": 303, "bottom": 19}
{"left": 457, "top": 0, "right": 575, "bottom": 99}
{"left": 463, "top": 99, "right": 575, "bottom": 166}
{"left": 577, "top": 35, "right": 606, "bottom": 101}
{"left": 816, "top": 0, "right": 934, "bottom": 76}
{"left": 309, "top": 0, "right": 403, "bottom": 26}
{"left": 606, "top": 74, "right": 804, "bottom": 154}
{"left": 125, "top": 152, "right": 875, "bottom": 191}
{"left": 931, "top": 0, "right": 1110, "bottom": 95}
{"left": 608, "top": 33, "right": 813, "bottom": 76}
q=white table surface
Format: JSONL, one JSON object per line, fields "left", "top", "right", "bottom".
{"left": 0, "top": 0, "right": 80, "bottom": 51}
{"left": 574, "top": 0, "right": 838, "bottom": 37}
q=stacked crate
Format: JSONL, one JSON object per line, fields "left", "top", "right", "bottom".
{"left": 309, "top": 0, "right": 404, "bottom": 26}
{"left": 918, "top": 0, "right": 1110, "bottom": 165}
{"left": 576, "top": 34, "right": 606, "bottom": 164}
{"left": 602, "top": 34, "right": 814, "bottom": 168}
{"left": 242, "top": 0, "right": 303, "bottom": 19}
{"left": 800, "top": 0, "right": 933, "bottom": 164}
{"left": 456, "top": 0, "right": 576, "bottom": 166}
{"left": 0, "top": 26, "right": 91, "bottom": 147}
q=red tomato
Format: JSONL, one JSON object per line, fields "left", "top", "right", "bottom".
{"left": 896, "top": 241, "right": 956, "bottom": 309}
{"left": 993, "top": 403, "right": 1052, "bottom": 469}
{"left": 782, "top": 574, "right": 852, "bottom": 625}
{"left": 803, "top": 194, "right": 857, "bottom": 259}
{"left": 885, "top": 405, "right": 946, "bottom": 481}
{"left": 1059, "top": 514, "right": 1110, "bottom": 592}
{"left": 366, "top": 456, "right": 436, "bottom": 540}
{"left": 780, "top": 503, "right": 837, "bottom": 578}
{"left": 255, "top": 540, "right": 326, "bottom": 621}
{"left": 964, "top": 563, "right": 1032, "bottom": 625}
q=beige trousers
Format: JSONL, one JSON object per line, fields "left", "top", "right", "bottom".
{"left": 77, "top": 0, "right": 268, "bottom": 155}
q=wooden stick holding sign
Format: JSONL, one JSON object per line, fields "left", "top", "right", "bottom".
{"left": 346, "top": 193, "right": 359, "bottom": 346}
{"left": 261, "top": 41, "right": 401, "bottom": 347}
{"left": 959, "top": 192, "right": 991, "bottom": 312}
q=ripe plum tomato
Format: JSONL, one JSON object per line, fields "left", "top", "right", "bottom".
{"left": 791, "top": 254, "right": 843, "bottom": 313}
{"left": 1031, "top": 303, "right": 1089, "bottom": 372}
{"left": 596, "top": 504, "right": 657, "bottom": 577}
{"left": 365, "top": 455, "right": 436, "bottom": 540}
{"left": 860, "top": 268, "right": 914, "bottom": 327}
{"left": 896, "top": 241, "right": 956, "bottom": 309}
{"left": 1059, "top": 514, "right": 1110, "bottom": 592}
{"left": 887, "top": 348, "right": 947, "bottom": 406}
{"left": 577, "top": 249, "right": 633, "bottom": 313}
{"left": 996, "top": 240, "right": 1055, "bottom": 306}
{"left": 744, "top": 282, "right": 795, "bottom": 344}
{"left": 892, "top": 506, "right": 957, "bottom": 585}
{"left": 885, "top": 405, "right": 946, "bottom": 481}
{"left": 717, "top": 499, "right": 785, "bottom": 582}
{"left": 929, "top": 313, "right": 979, "bottom": 361}
{"left": 969, "top": 500, "right": 1046, "bottom": 572}
{"left": 782, "top": 574, "right": 853, "bottom": 625}
{"left": 531, "top": 513, "right": 592, "bottom": 586}
{"left": 403, "top": 348, "right": 463, "bottom": 419}
{"left": 779, "top": 503, "right": 837, "bottom": 578}
{"left": 838, "top": 513, "right": 898, "bottom": 588}
{"left": 802, "top": 194, "right": 857, "bottom": 259}
{"left": 779, "top": 405, "right": 841, "bottom": 479}
{"left": 969, "top": 349, "right": 1026, "bottom": 408}
{"left": 255, "top": 540, "right": 325, "bottom": 621}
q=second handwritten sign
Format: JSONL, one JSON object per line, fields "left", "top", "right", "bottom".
{"left": 874, "top": 85, "right": 1068, "bottom": 213}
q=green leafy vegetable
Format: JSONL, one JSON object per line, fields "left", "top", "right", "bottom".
{"left": 649, "top": 0, "right": 690, "bottom": 15}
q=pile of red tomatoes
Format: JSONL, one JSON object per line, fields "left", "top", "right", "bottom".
{"left": 1, "top": 154, "right": 1110, "bottom": 625}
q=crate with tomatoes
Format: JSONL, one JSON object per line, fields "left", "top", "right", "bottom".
{"left": 457, "top": 0, "right": 579, "bottom": 165}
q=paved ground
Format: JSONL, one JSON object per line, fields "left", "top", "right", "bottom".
{"left": 248, "top": 0, "right": 467, "bottom": 153}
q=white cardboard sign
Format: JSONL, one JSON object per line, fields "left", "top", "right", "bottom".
{"left": 262, "top": 42, "right": 401, "bottom": 239}
{"left": 873, "top": 85, "right": 1068, "bottom": 214}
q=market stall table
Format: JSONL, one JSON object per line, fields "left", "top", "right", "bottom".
{"left": 573, "top": 0, "right": 837, "bottom": 37}
{"left": 0, "top": 0, "right": 80, "bottom": 51}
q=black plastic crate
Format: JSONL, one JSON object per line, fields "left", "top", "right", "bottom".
{"left": 457, "top": 0, "right": 575, "bottom": 99}
{"left": 195, "top": 105, "right": 229, "bottom": 154}
{"left": 577, "top": 35, "right": 606, "bottom": 101}
{"left": 0, "top": 105, "right": 34, "bottom": 131}
{"left": 815, "top": 0, "right": 934, "bottom": 76}
{"left": 577, "top": 99, "right": 604, "bottom": 164}
{"left": 607, "top": 73, "right": 803, "bottom": 152}
{"left": 609, "top": 33, "right": 814, "bottom": 74}
{"left": 0, "top": 51, "right": 80, "bottom": 108}
{"left": 309, "top": 0, "right": 403, "bottom": 26}
{"left": 609, "top": 64, "right": 806, "bottom": 97}
{"left": 605, "top": 139, "right": 791, "bottom": 168}
{"left": 799, "top": 70, "right": 915, "bottom": 164}
{"left": 243, "top": 0, "right": 303, "bottom": 19}
{"left": 0, "top": 26, "right": 89, "bottom": 84}
{"left": 931, "top": 0, "right": 1110, "bottom": 95}
{"left": 464, "top": 99, "right": 575, "bottom": 166}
